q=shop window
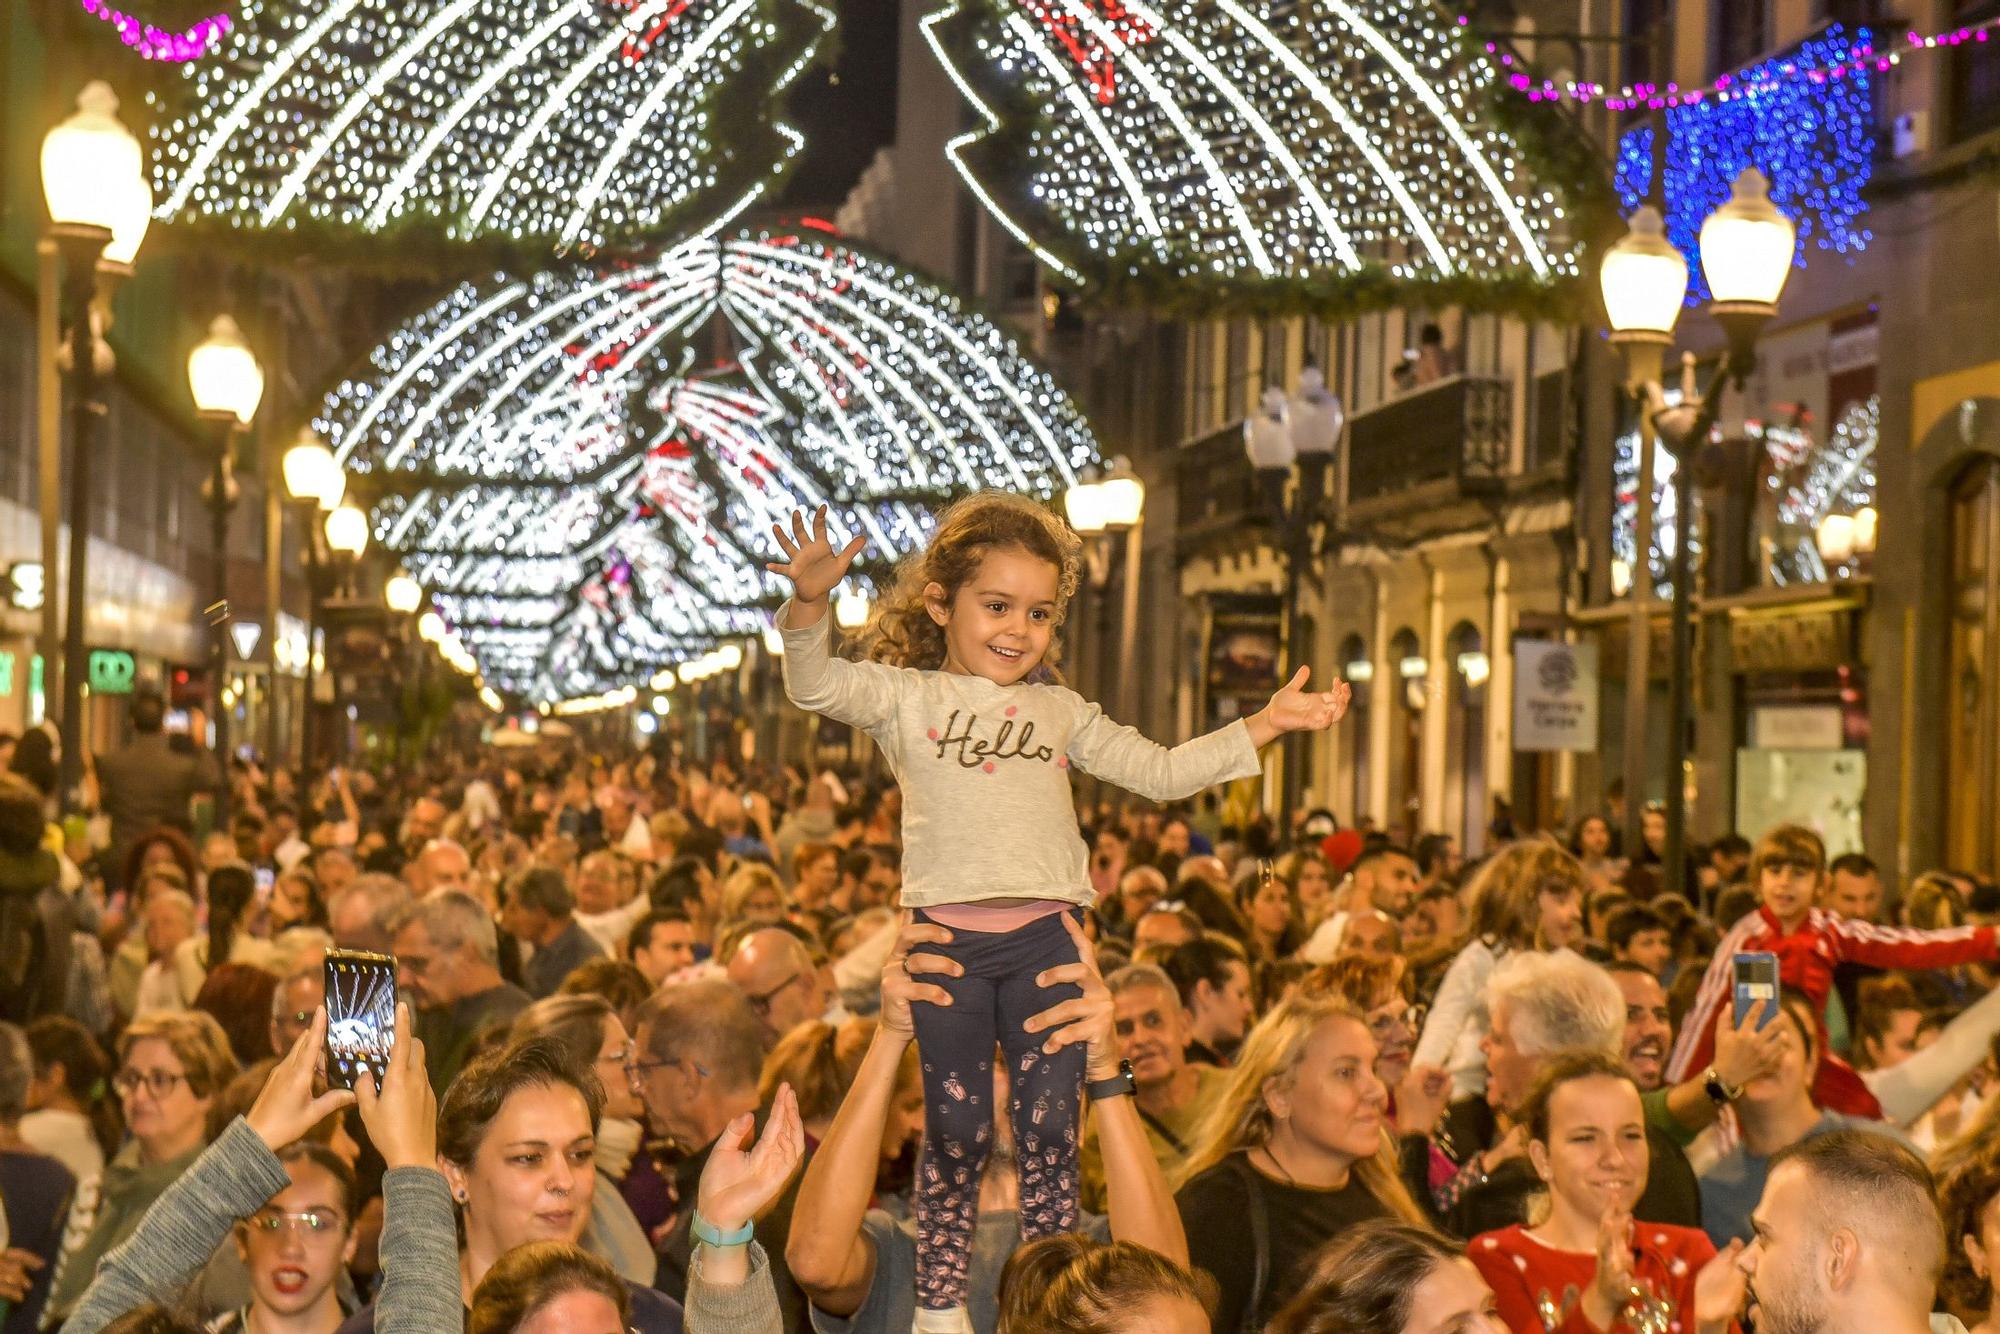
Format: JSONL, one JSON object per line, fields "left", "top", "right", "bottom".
{"left": 1339, "top": 633, "right": 1371, "bottom": 824}
{"left": 1947, "top": 455, "right": 2000, "bottom": 874}
{"left": 1447, "top": 622, "right": 1488, "bottom": 854}
{"left": 1389, "top": 627, "right": 1425, "bottom": 839}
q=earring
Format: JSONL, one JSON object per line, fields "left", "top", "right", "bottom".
{"left": 454, "top": 1190, "right": 467, "bottom": 1203}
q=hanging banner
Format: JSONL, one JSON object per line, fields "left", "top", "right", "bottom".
{"left": 1513, "top": 639, "right": 1598, "bottom": 753}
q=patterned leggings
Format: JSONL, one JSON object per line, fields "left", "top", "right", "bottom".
{"left": 909, "top": 908, "right": 1086, "bottom": 1310}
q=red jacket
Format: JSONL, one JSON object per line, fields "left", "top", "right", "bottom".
{"left": 1470, "top": 1222, "right": 1737, "bottom": 1334}
{"left": 1666, "top": 905, "right": 1997, "bottom": 1112}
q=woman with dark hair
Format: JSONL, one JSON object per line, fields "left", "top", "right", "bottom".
{"left": 996, "top": 1235, "right": 1215, "bottom": 1333}
{"left": 339, "top": 1034, "right": 682, "bottom": 1332}
{"left": 266, "top": 867, "right": 329, "bottom": 936}
{"left": 1269, "top": 1220, "right": 1504, "bottom": 1334}
{"left": 8, "top": 728, "right": 58, "bottom": 807}
{"left": 169, "top": 864, "right": 278, "bottom": 1007}
{"left": 1236, "top": 860, "right": 1308, "bottom": 964}
{"left": 119, "top": 830, "right": 201, "bottom": 909}
{"left": 193, "top": 964, "right": 280, "bottom": 1066}
{"left": 22, "top": 1016, "right": 118, "bottom": 1181}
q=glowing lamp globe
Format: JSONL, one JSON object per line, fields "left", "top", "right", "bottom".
{"left": 1243, "top": 387, "right": 1296, "bottom": 471}
{"left": 101, "top": 169, "right": 153, "bottom": 270}
{"left": 283, "top": 433, "right": 339, "bottom": 506}
{"left": 1600, "top": 207, "right": 1688, "bottom": 344}
{"left": 762, "top": 624, "right": 785, "bottom": 657}
{"left": 417, "top": 611, "right": 445, "bottom": 643}
{"left": 187, "top": 316, "right": 265, "bottom": 425}
{"left": 1097, "top": 457, "right": 1145, "bottom": 531}
{"left": 1699, "top": 169, "right": 1795, "bottom": 314}
{"left": 384, "top": 574, "right": 422, "bottom": 614}
{"left": 1815, "top": 513, "right": 1857, "bottom": 566}
{"left": 42, "top": 83, "right": 145, "bottom": 247}
{"left": 1064, "top": 477, "right": 1107, "bottom": 536}
{"left": 324, "top": 504, "right": 369, "bottom": 557}
{"left": 1288, "top": 368, "right": 1345, "bottom": 459}
{"left": 717, "top": 644, "right": 744, "bottom": 671}
{"left": 835, "top": 587, "right": 870, "bottom": 630}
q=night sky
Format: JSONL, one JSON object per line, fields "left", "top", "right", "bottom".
{"left": 778, "top": 0, "right": 903, "bottom": 209}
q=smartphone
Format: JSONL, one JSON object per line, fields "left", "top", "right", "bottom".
{"left": 1732, "top": 951, "right": 1781, "bottom": 1030}
{"left": 254, "top": 866, "right": 275, "bottom": 894}
{"left": 323, "top": 949, "right": 397, "bottom": 1092}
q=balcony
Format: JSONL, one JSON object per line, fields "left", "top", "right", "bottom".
{"left": 1345, "top": 375, "right": 1513, "bottom": 508}
{"left": 1175, "top": 419, "right": 1264, "bottom": 552}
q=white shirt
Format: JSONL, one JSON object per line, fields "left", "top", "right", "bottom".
{"left": 20, "top": 1109, "right": 103, "bottom": 1185}
{"left": 576, "top": 894, "right": 651, "bottom": 958}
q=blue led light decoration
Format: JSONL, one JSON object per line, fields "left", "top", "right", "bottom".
{"left": 1615, "top": 24, "right": 1876, "bottom": 301}
{"left": 147, "top": 0, "right": 834, "bottom": 253}
{"left": 316, "top": 227, "right": 1103, "bottom": 699}
{"left": 921, "top": 0, "right": 1588, "bottom": 309}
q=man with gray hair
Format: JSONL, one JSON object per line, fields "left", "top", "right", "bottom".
{"left": 0, "top": 1020, "right": 75, "bottom": 1326}
{"left": 390, "top": 889, "right": 529, "bottom": 1092}
{"left": 1437, "top": 949, "right": 1701, "bottom": 1235}
{"left": 326, "top": 873, "right": 412, "bottom": 954}
{"left": 500, "top": 866, "right": 604, "bottom": 999}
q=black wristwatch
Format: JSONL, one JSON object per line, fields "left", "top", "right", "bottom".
{"left": 1702, "top": 1066, "right": 1742, "bottom": 1107}
{"left": 1085, "top": 1060, "right": 1137, "bottom": 1102}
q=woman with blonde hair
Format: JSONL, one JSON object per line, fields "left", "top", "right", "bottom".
{"left": 1411, "top": 841, "right": 1587, "bottom": 1099}
{"left": 996, "top": 1234, "right": 1216, "bottom": 1333}
{"left": 718, "top": 863, "right": 791, "bottom": 929}
{"left": 1173, "top": 991, "right": 1430, "bottom": 1332}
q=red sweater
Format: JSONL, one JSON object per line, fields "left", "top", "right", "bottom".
{"left": 1469, "top": 1222, "right": 1737, "bottom": 1334}
{"left": 1666, "top": 905, "right": 1997, "bottom": 1110}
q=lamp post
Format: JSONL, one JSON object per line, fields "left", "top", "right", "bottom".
{"left": 189, "top": 315, "right": 265, "bottom": 822}
{"left": 41, "top": 82, "right": 151, "bottom": 812}
{"left": 1064, "top": 457, "right": 1145, "bottom": 724}
{"left": 282, "top": 430, "right": 341, "bottom": 765}
{"left": 1245, "top": 368, "right": 1344, "bottom": 830}
{"left": 322, "top": 503, "right": 368, "bottom": 761}
{"left": 1599, "top": 167, "right": 1795, "bottom": 900}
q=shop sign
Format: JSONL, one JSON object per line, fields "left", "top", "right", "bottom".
{"left": 1750, "top": 705, "right": 1844, "bottom": 750}
{"left": 6, "top": 564, "right": 42, "bottom": 612}
{"left": 1513, "top": 639, "right": 1598, "bottom": 753}
{"left": 88, "top": 650, "right": 136, "bottom": 695}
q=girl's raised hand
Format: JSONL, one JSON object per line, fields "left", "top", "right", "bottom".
{"left": 767, "top": 505, "right": 866, "bottom": 605}
{"left": 1247, "top": 667, "right": 1352, "bottom": 746}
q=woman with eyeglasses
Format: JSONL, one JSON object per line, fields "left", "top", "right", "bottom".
{"left": 45, "top": 1011, "right": 240, "bottom": 1323}
{"left": 61, "top": 1004, "right": 459, "bottom": 1334}
{"left": 1301, "top": 955, "right": 1451, "bottom": 1138}
{"left": 509, "top": 994, "right": 658, "bottom": 1287}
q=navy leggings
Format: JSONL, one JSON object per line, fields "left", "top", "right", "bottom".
{"left": 909, "top": 908, "right": 1086, "bottom": 1310}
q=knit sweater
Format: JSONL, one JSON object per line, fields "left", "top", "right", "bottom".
{"left": 779, "top": 602, "right": 1261, "bottom": 908}
{"left": 62, "top": 1117, "right": 460, "bottom": 1334}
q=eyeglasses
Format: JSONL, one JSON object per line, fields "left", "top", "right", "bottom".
{"left": 625, "top": 1054, "right": 709, "bottom": 1088}
{"left": 1367, "top": 1005, "right": 1426, "bottom": 1040}
{"left": 249, "top": 1208, "right": 346, "bottom": 1239}
{"left": 744, "top": 972, "right": 805, "bottom": 1018}
{"left": 114, "top": 1069, "right": 189, "bottom": 1098}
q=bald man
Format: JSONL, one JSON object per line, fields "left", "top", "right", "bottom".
{"left": 1726, "top": 1130, "right": 1946, "bottom": 1334}
{"left": 725, "top": 926, "right": 841, "bottom": 1046}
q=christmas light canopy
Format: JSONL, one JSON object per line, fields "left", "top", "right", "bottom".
{"left": 316, "top": 227, "right": 1103, "bottom": 698}
{"left": 148, "top": 0, "right": 834, "bottom": 253}
{"left": 922, "top": 0, "right": 1580, "bottom": 304}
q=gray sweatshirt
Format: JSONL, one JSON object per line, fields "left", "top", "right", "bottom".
{"left": 779, "top": 601, "right": 1261, "bottom": 908}
{"left": 685, "top": 1242, "right": 783, "bottom": 1334}
{"left": 62, "top": 1116, "right": 459, "bottom": 1334}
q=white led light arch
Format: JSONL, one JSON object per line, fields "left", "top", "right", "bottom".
{"left": 317, "top": 227, "right": 1102, "bottom": 696}
{"left": 150, "top": 0, "right": 834, "bottom": 251}
{"left": 922, "top": 0, "right": 1579, "bottom": 297}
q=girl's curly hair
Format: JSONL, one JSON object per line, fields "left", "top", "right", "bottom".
{"left": 859, "top": 491, "right": 1083, "bottom": 678}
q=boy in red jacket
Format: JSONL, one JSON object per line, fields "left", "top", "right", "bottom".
{"left": 1665, "top": 824, "right": 1997, "bottom": 1117}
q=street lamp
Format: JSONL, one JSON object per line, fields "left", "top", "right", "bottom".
{"left": 281, "top": 428, "right": 342, "bottom": 766}
{"left": 283, "top": 432, "right": 341, "bottom": 510}
{"left": 1245, "top": 367, "right": 1345, "bottom": 826}
{"left": 384, "top": 572, "right": 422, "bottom": 615}
{"left": 1064, "top": 457, "right": 1146, "bottom": 725}
{"left": 42, "top": 81, "right": 149, "bottom": 811}
{"left": 189, "top": 314, "right": 264, "bottom": 821}
{"left": 835, "top": 585, "right": 871, "bottom": 630}
{"left": 1600, "top": 167, "right": 1795, "bottom": 902}
{"left": 325, "top": 504, "right": 369, "bottom": 559}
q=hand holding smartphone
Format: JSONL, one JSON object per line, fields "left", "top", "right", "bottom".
{"left": 1732, "top": 951, "right": 1780, "bottom": 1030}
{"left": 324, "top": 949, "right": 398, "bottom": 1092}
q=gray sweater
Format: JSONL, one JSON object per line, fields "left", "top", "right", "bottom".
{"left": 685, "top": 1242, "right": 783, "bottom": 1334}
{"left": 62, "top": 1117, "right": 459, "bottom": 1334}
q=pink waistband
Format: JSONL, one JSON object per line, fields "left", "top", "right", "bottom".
{"left": 922, "top": 900, "right": 1071, "bottom": 933}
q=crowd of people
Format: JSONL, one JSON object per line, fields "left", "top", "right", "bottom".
{"left": 0, "top": 699, "right": 1988, "bottom": 1332}
{"left": 0, "top": 492, "right": 1992, "bottom": 1334}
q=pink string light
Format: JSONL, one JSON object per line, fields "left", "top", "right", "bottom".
{"left": 1481, "top": 13, "right": 2000, "bottom": 110}
{"left": 77, "top": 0, "right": 232, "bottom": 62}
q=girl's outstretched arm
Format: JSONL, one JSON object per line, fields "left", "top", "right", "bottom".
{"left": 1243, "top": 665, "right": 1352, "bottom": 749}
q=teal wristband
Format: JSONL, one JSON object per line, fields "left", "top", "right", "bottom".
{"left": 690, "top": 1213, "right": 754, "bottom": 1248}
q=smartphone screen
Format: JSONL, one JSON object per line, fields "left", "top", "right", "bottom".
{"left": 254, "top": 866, "right": 275, "bottom": 893}
{"left": 324, "top": 949, "right": 397, "bottom": 1091}
{"left": 1732, "top": 951, "right": 1781, "bottom": 1029}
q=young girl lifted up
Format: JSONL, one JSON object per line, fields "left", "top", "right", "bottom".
{"left": 767, "top": 494, "right": 1350, "bottom": 1332}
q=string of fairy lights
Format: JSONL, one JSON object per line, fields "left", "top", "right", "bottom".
{"left": 923, "top": 0, "right": 1578, "bottom": 296}
{"left": 146, "top": 0, "right": 833, "bottom": 249}
{"left": 316, "top": 228, "right": 1101, "bottom": 700}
